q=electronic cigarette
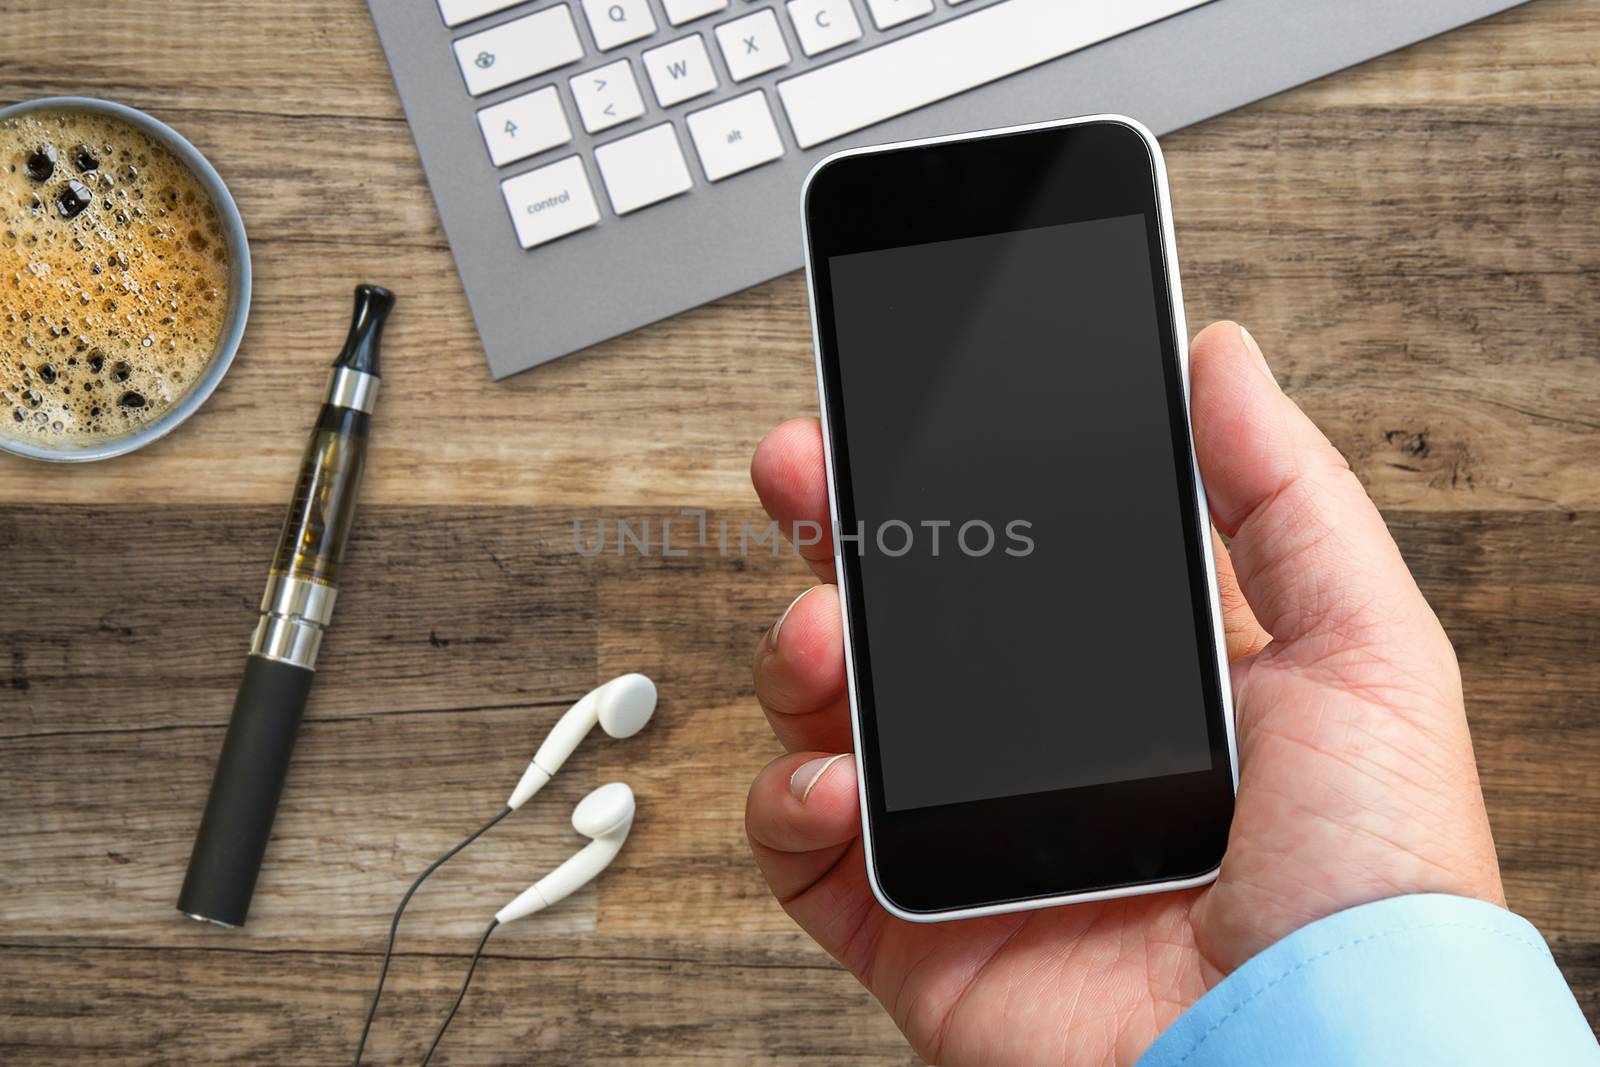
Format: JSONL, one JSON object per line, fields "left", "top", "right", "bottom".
{"left": 178, "top": 284, "right": 394, "bottom": 928}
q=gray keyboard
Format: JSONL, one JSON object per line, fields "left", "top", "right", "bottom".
{"left": 368, "top": 0, "right": 1526, "bottom": 379}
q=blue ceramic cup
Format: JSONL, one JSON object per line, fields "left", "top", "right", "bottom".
{"left": 0, "top": 96, "right": 251, "bottom": 462}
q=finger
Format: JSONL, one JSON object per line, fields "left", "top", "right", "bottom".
{"left": 754, "top": 585, "right": 853, "bottom": 754}
{"left": 746, "top": 751, "right": 861, "bottom": 903}
{"left": 751, "top": 418, "right": 836, "bottom": 582}
{"left": 1190, "top": 322, "right": 1445, "bottom": 654}
{"left": 1212, "top": 528, "right": 1272, "bottom": 661}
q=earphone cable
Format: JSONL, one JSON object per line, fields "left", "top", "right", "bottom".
{"left": 419, "top": 917, "right": 501, "bottom": 1067}
{"left": 352, "top": 805, "right": 513, "bottom": 1066}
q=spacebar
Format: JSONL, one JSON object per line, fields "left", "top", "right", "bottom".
{"left": 777, "top": 0, "right": 1211, "bottom": 150}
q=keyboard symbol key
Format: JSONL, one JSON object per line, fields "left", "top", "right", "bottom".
{"left": 686, "top": 91, "right": 784, "bottom": 182}
{"left": 477, "top": 86, "right": 573, "bottom": 167}
{"left": 570, "top": 59, "right": 647, "bottom": 134}
{"left": 453, "top": 5, "right": 584, "bottom": 97}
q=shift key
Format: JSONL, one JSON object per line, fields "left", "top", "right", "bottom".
{"left": 454, "top": 5, "right": 585, "bottom": 96}
{"left": 501, "top": 156, "right": 602, "bottom": 249}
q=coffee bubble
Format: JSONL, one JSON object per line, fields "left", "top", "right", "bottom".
{"left": 24, "top": 144, "right": 57, "bottom": 182}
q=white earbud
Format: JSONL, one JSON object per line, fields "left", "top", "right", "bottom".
{"left": 508, "top": 674, "right": 657, "bottom": 810}
{"left": 495, "top": 782, "right": 636, "bottom": 923}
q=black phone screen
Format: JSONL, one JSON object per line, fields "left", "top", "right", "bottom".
{"left": 806, "top": 119, "right": 1235, "bottom": 912}
{"left": 829, "top": 212, "right": 1212, "bottom": 812}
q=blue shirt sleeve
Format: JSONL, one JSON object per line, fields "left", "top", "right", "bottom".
{"left": 1137, "top": 894, "right": 1599, "bottom": 1067}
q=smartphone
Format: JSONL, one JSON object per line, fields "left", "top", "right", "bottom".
{"left": 801, "top": 116, "right": 1237, "bottom": 922}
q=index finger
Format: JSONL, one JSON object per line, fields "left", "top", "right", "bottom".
{"left": 751, "top": 418, "right": 835, "bottom": 582}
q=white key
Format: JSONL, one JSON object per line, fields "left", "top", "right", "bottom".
{"left": 779, "top": 0, "right": 1212, "bottom": 148}
{"left": 477, "top": 87, "right": 573, "bottom": 167}
{"left": 593, "top": 124, "right": 695, "bottom": 215}
{"left": 863, "top": 0, "right": 933, "bottom": 31}
{"left": 714, "top": 9, "right": 792, "bottom": 82}
{"left": 686, "top": 91, "right": 785, "bottom": 181}
{"left": 454, "top": 6, "right": 585, "bottom": 97}
{"left": 581, "top": 0, "right": 657, "bottom": 50}
{"left": 570, "top": 60, "right": 647, "bottom": 134}
{"left": 786, "top": 0, "right": 862, "bottom": 57}
{"left": 661, "top": 0, "right": 729, "bottom": 26}
{"left": 641, "top": 35, "right": 720, "bottom": 108}
{"left": 501, "top": 156, "right": 602, "bottom": 248}
{"left": 437, "top": 0, "right": 519, "bottom": 28}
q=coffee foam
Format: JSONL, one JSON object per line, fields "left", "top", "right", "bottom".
{"left": 1, "top": 109, "right": 230, "bottom": 446}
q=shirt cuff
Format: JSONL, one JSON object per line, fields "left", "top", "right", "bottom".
{"left": 1137, "top": 893, "right": 1599, "bottom": 1067}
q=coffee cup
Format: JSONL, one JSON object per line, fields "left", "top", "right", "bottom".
{"left": 0, "top": 96, "right": 251, "bottom": 462}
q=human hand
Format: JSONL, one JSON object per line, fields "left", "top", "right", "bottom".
{"left": 745, "top": 321, "right": 1504, "bottom": 1067}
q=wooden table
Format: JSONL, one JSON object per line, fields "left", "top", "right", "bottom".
{"left": 2, "top": 1, "right": 1596, "bottom": 1062}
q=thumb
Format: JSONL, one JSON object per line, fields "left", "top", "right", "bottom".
{"left": 1189, "top": 322, "right": 1446, "bottom": 659}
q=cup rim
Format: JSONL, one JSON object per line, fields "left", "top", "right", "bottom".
{"left": 0, "top": 95, "right": 252, "bottom": 463}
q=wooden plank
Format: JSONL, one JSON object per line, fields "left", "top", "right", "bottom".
{"left": 0, "top": 506, "right": 807, "bottom": 735}
{"left": 0, "top": 698, "right": 804, "bottom": 948}
{"left": 0, "top": 1, "right": 410, "bottom": 121}
{"left": 2, "top": 506, "right": 601, "bottom": 734}
{"left": 0, "top": 945, "right": 915, "bottom": 1066}
{"left": 3, "top": 0, "right": 1593, "bottom": 122}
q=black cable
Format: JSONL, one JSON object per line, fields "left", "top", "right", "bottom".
{"left": 352, "top": 806, "right": 513, "bottom": 1066}
{"left": 419, "top": 918, "right": 501, "bottom": 1067}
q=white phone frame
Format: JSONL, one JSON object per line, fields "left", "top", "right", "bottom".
{"left": 800, "top": 114, "right": 1240, "bottom": 924}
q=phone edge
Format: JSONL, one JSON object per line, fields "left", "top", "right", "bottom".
{"left": 798, "top": 113, "right": 1240, "bottom": 925}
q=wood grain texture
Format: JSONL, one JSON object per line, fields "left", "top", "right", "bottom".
{"left": 2, "top": 0, "right": 1598, "bottom": 1062}
{"left": 0, "top": 946, "right": 919, "bottom": 1067}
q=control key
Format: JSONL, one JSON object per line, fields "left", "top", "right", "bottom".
{"left": 501, "top": 156, "right": 603, "bottom": 249}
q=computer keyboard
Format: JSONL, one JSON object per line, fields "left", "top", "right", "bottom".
{"left": 463, "top": 0, "right": 1209, "bottom": 248}
{"left": 368, "top": 0, "right": 1528, "bottom": 378}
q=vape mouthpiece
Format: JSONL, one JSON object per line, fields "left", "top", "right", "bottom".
{"left": 334, "top": 284, "right": 395, "bottom": 376}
